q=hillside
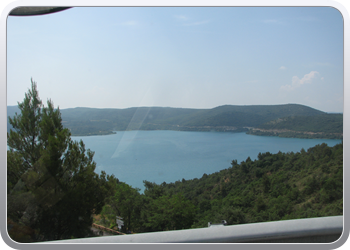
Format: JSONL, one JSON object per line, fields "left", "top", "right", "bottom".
{"left": 160, "top": 142, "right": 343, "bottom": 228}
{"left": 58, "top": 104, "right": 329, "bottom": 136}
{"left": 96, "top": 142, "right": 343, "bottom": 232}
{"left": 247, "top": 114, "right": 343, "bottom": 139}
{"left": 7, "top": 104, "right": 342, "bottom": 138}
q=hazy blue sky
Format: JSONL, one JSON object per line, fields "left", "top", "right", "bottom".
{"left": 7, "top": 7, "right": 344, "bottom": 112}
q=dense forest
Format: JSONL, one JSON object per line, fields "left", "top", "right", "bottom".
{"left": 7, "top": 81, "right": 343, "bottom": 242}
{"left": 94, "top": 142, "right": 343, "bottom": 233}
{"left": 7, "top": 103, "right": 343, "bottom": 139}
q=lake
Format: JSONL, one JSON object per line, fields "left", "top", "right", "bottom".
{"left": 72, "top": 131, "right": 342, "bottom": 192}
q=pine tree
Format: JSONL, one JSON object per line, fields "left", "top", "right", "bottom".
{"left": 7, "top": 79, "right": 42, "bottom": 171}
{"left": 7, "top": 79, "right": 108, "bottom": 241}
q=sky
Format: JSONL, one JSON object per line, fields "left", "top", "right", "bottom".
{"left": 7, "top": 7, "right": 344, "bottom": 113}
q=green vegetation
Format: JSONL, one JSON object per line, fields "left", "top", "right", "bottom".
{"left": 7, "top": 80, "right": 118, "bottom": 242}
{"left": 7, "top": 80, "right": 343, "bottom": 242}
{"left": 258, "top": 114, "right": 343, "bottom": 133}
{"left": 247, "top": 115, "right": 343, "bottom": 139}
{"left": 160, "top": 142, "right": 343, "bottom": 227}
{"left": 95, "top": 142, "right": 343, "bottom": 233}
{"left": 8, "top": 102, "right": 342, "bottom": 139}
{"left": 56, "top": 104, "right": 328, "bottom": 136}
{"left": 48, "top": 104, "right": 344, "bottom": 139}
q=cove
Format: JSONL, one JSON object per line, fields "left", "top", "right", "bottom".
{"left": 72, "top": 131, "right": 342, "bottom": 192}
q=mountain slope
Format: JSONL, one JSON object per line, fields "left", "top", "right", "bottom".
{"left": 7, "top": 104, "right": 340, "bottom": 138}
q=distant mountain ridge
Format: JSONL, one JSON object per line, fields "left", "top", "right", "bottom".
{"left": 7, "top": 104, "right": 342, "bottom": 139}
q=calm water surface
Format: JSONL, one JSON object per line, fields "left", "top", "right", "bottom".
{"left": 72, "top": 131, "right": 341, "bottom": 192}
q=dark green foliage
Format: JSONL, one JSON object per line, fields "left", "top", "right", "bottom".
{"left": 154, "top": 142, "right": 343, "bottom": 228}
{"left": 141, "top": 193, "right": 196, "bottom": 232}
{"left": 7, "top": 80, "right": 111, "bottom": 242}
{"left": 262, "top": 174, "right": 270, "bottom": 194}
{"left": 7, "top": 150, "right": 27, "bottom": 192}
{"left": 98, "top": 180, "right": 197, "bottom": 233}
{"left": 143, "top": 180, "right": 165, "bottom": 199}
{"left": 109, "top": 182, "right": 143, "bottom": 232}
{"left": 8, "top": 80, "right": 343, "bottom": 240}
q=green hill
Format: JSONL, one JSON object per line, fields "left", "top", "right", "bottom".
{"left": 147, "top": 142, "right": 343, "bottom": 229}
{"left": 8, "top": 104, "right": 342, "bottom": 138}
{"left": 97, "top": 142, "right": 343, "bottom": 232}
{"left": 247, "top": 114, "right": 343, "bottom": 139}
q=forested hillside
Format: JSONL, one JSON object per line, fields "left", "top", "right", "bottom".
{"left": 59, "top": 104, "right": 327, "bottom": 135}
{"left": 247, "top": 114, "right": 343, "bottom": 139}
{"left": 9, "top": 104, "right": 341, "bottom": 138}
{"left": 7, "top": 83, "right": 343, "bottom": 241}
{"left": 96, "top": 142, "right": 343, "bottom": 233}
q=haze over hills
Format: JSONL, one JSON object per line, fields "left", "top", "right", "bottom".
{"left": 7, "top": 104, "right": 343, "bottom": 139}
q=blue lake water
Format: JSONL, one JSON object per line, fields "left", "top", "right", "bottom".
{"left": 72, "top": 131, "right": 341, "bottom": 192}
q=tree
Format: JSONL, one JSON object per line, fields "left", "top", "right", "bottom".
{"left": 7, "top": 79, "right": 109, "bottom": 241}
{"left": 262, "top": 174, "right": 270, "bottom": 194}
{"left": 7, "top": 79, "right": 42, "bottom": 171}
{"left": 231, "top": 159, "right": 238, "bottom": 167}
{"left": 142, "top": 193, "right": 196, "bottom": 232}
{"left": 143, "top": 180, "right": 165, "bottom": 199}
{"left": 108, "top": 182, "right": 142, "bottom": 233}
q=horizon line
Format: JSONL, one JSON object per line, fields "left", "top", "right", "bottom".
{"left": 7, "top": 103, "right": 343, "bottom": 114}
